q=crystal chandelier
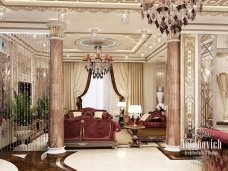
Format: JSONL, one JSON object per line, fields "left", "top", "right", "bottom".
{"left": 140, "top": 0, "right": 203, "bottom": 35}
{"left": 83, "top": 45, "right": 112, "bottom": 79}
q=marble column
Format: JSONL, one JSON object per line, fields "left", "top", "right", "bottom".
{"left": 165, "top": 32, "right": 181, "bottom": 152}
{"left": 47, "top": 20, "right": 66, "bottom": 155}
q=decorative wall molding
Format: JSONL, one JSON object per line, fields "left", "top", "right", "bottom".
{"left": 199, "top": 34, "right": 216, "bottom": 127}
{"left": 183, "top": 36, "right": 196, "bottom": 141}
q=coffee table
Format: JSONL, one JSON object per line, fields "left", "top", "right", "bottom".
{"left": 125, "top": 125, "right": 145, "bottom": 147}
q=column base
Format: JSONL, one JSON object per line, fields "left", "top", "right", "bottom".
{"left": 47, "top": 146, "right": 66, "bottom": 155}
{"left": 164, "top": 144, "right": 180, "bottom": 152}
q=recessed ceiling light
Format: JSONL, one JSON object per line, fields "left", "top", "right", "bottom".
{"left": 148, "top": 44, "right": 154, "bottom": 49}
{"left": 66, "top": 54, "right": 70, "bottom": 58}
{"left": 141, "top": 30, "right": 148, "bottom": 39}
{"left": 141, "top": 53, "right": 144, "bottom": 57}
{"left": 125, "top": 54, "right": 129, "bottom": 60}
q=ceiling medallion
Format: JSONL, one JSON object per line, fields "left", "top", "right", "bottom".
{"left": 140, "top": 0, "right": 204, "bottom": 35}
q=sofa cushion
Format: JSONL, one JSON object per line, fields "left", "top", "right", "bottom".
{"left": 94, "top": 111, "right": 103, "bottom": 119}
{"left": 82, "top": 117, "right": 114, "bottom": 140}
{"left": 64, "top": 117, "right": 81, "bottom": 140}
{"left": 140, "top": 114, "right": 150, "bottom": 121}
{"left": 73, "top": 111, "right": 82, "bottom": 117}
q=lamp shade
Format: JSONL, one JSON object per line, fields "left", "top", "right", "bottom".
{"left": 128, "top": 105, "right": 142, "bottom": 113}
{"left": 117, "top": 101, "right": 126, "bottom": 108}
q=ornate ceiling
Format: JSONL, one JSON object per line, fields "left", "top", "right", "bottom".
{"left": 0, "top": 0, "right": 227, "bottom": 62}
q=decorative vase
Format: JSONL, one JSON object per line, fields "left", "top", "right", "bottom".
{"left": 156, "top": 86, "right": 164, "bottom": 105}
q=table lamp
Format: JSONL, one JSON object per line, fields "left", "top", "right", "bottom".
{"left": 128, "top": 105, "right": 142, "bottom": 126}
{"left": 117, "top": 101, "right": 126, "bottom": 116}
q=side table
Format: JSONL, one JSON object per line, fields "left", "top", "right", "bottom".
{"left": 125, "top": 125, "right": 145, "bottom": 147}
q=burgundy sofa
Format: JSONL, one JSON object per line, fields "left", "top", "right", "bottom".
{"left": 127, "top": 110, "right": 166, "bottom": 141}
{"left": 197, "top": 128, "right": 228, "bottom": 171}
{"left": 64, "top": 107, "right": 120, "bottom": 148}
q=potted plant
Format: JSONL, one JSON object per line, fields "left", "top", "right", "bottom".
{"left": 33, "top": 97, "right": 49, "bottom": 120}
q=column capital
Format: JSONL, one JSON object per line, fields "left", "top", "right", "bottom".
{"left": 47, "top": 20, "right": 66, "bottom": 39}
{"left": 167, "top": 31, "right": 180, "bottom": 43}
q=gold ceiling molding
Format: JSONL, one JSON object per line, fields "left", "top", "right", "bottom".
{"left": 145, "top": 42, "right": 167, "bottom": 62}
{"left": 2, "top": 0, "right": 228, "bottom": 6}
{"left": 1, "top": 3, "right": 139, "bottom": 13}
{"left": 5, "top": 6, "right": 228, "bottom": 16}
{"left": 199, "top": 12, "right": 228, "bottom": 16}
{"left": 1, "top": 0, "right": 227, "bottom": 15}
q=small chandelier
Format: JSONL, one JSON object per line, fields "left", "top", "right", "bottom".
{"left": 83, "top": 45, "right": 112, "bottom": 79}
{"left": 140, "top": 0, "right": 203, "bottom": 35}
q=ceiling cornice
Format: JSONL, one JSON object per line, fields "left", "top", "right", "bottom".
{"left": 0, "top": 0, "right": 228, "bottom": 15}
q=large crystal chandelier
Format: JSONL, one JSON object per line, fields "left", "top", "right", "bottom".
{"left": 83, "top": 45, "right": 112, "bottom": 79}
{"left": 140, "top": 0, "right": 203, "bottom": 35}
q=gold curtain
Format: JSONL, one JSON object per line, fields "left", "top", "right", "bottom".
{"left": 128, "top": 63, "right": 143, "bottom": 107}
{"left": 63, "top": 62, "right": 89, "bottom": 110}
{"left": 112, "top": 62, "right": 143, "bottom": 113}
{"left": 112, "top": 63, "right": 128, "bottom": 98}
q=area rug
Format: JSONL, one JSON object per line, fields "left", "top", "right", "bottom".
{"left": 158, "top": 147, "right": 200, "bottom": 160}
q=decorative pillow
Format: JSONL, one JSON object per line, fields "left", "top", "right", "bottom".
{"left": 73, "top": 111, "right": 82, "bottom": 117}
{"left": 94, "top": 111, "right": 103, "bottom": 119}
{"left": 139, "top": 114, "right": 150, "bottom": 121}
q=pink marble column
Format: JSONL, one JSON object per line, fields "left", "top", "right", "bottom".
{"left": 165, "top": 33, "right": 181, "bottom": 152}
{"left": 47, "top": 20, "right": 66, "bottom": 154}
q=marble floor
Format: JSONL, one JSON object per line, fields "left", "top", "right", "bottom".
{"left": 0, "top": 147, "right": 202, "bottom": 171}
{"left": 65, "top": 148, "right": 202, "bottom": 171}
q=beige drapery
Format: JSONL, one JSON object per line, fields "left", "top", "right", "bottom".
{"left": 63, "top": 62, "right": 89, "bottom": 110}
{"left": 112, "top": 62, "right": 143, "bottom": 112}
{"left": 103, "top": 72, "right": 119, "bottom": 116}
{"left": 112, "top": 63, "right": 128, "bottom": 99}
{"left": 128, "top": 63, "right": 143, "bottom": 106}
